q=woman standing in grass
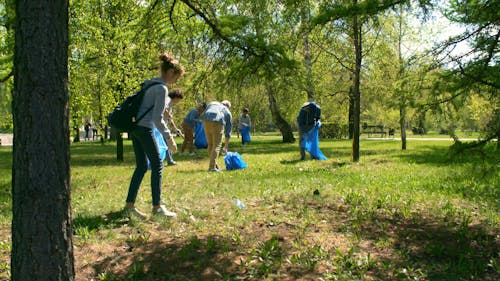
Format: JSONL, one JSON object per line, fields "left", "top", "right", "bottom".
{"left": 124, "top": 53, "right": 184, "bottom": 219}
{"left": 201, "top": 100, "right": 233, "bottom": 172}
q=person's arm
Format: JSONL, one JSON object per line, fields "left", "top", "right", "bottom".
{"left": 223, "top": 109, "right": 232, "bottom": 152}
{"left": 151, "top": 86, "right": 177, "bottom": 152}
{"left": 165, "top": 109, "right": 184, "bottom": 138}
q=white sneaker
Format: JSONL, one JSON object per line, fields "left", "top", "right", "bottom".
{"left": 153, "top": 205, "right": 177, "bottom": 218}
{"left": 124, "top": 207, "right": 147, "bottom": 220}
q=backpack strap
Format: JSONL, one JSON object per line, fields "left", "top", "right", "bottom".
{"left": 135, "top": 81, "right": 165, "bottom": 123}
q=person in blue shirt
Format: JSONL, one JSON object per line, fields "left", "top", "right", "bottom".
{"left": 200, "top": 100, "right": 232, "bottom": 171}
{"left": 180, "top": 102, "right": 206, "bottom": 154}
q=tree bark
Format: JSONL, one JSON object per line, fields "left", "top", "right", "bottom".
{"left": 117, "top": 133, "right": 124, "bottom": 161}
{"left": 267, "top": 85, "right": 295, "bottom": 143}
{"left": 348, "top": 83, "right": 355, "bottom": 139}
{"left": 302, "top": 1, "right": 314, "bottom": 101}
{"left": 12, "top": 1, "right": 74, "bottom": 280}
{"left": 351, "top": 1, "right": 362, "bottom": 162}
{"left": 397, "top": 4, "right": 407, "bottom": 150}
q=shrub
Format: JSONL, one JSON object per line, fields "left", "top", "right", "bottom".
{"left": 320, "top": 122, "right": 349, "bottom": 139}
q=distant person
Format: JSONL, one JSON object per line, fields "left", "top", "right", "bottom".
{"left": 124, "top": 52, "right": 184, "bottom": 219}
{"left": 297, "top": 99, "right": 326, "bottom": 160}
{"left": 92, "top": 126, "right": 98, "bottom": 141}
{"left": 200, "top": 100, "right": 232, "bottom": 172}
{"left": 181, "top": 102, "right": 207, "bottom": 155}
{"left": 163, "top": 89, "right": 185, "bottom": 166}
{"left": 238, "top": 108, "right": 251, "bottom": 146}
{"left": 84, "top": 121, "right": 91, "bottom": 141}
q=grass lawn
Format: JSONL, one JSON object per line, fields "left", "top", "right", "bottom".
{"left": 0, "top": 135, "right": 499, "bottom": 280}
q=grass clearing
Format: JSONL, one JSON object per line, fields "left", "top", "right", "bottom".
{"left": 0, "top": 135, "right": 499, "bottom": 280}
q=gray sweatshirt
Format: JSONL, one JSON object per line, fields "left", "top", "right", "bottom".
{"left": 238, "top": 113, "right": 251, "bottom": 130}
{"left": 136, "top": 78, "right": 172, "bottom": 140}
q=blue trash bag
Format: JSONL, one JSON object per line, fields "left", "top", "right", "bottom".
{"left": 224, "top": 152, "right": 248, "bottom": 170}
{"left": 194, "top": 122, "right": 208, "bottom": 149}
{"left": 148, "top": 127, "right": 167, "bottom": 169}
{"left": 240, "top": 126, "right": 251, "bottom": 144}
{"left": 300, "top": 122, "right": 327, "bottom": 160}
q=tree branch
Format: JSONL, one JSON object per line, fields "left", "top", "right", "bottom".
{"left": 179, "top": 0, "right": 260, "bottom": 57}
{"left": 310, "top": 38, "right": 353, "bottom": 72}
{"left": 169, "top": 0, "right": 178, "bottom": 34}
{"left": 0, "top": 69, "right": 13, "bottom": 83}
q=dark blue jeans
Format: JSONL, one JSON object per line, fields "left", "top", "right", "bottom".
{"left": 126, "top": 126, "right": 163, "bottom": 206}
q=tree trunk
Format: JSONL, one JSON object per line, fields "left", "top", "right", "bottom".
{"left": 12, "top": 1, "right": 74, "bottom": 280}
{"left": 304, "top": 34, "right": 314, "bottom": 100}
{"left": 302, "top": 2, "right": 314, "bottom": 101}
{"left": 348, "top": 83, "right": 354, "bottom": 139}
{"left": 351, "top": 2, "right": 362, "bottom": 162}
{"left": 117, "top": 133, "right": 124, "bottom": 161}
{"left": 72, "top": 115, "right": 80, "bottom": 143}
{"left": 399, "top": 101, "right": 407, "bottom": 150}
{"left": 267, "top": 85, "right": 295, "bottom": 143}
{"left": 397, "top": 4, "right": 407, "bottom": 150}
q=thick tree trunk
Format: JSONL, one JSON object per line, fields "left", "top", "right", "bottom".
{"left": 12, "top": 1, "right": 74, "bottom": 280}
{"left": 351, "top": 3, "right": 362, "bottom": 162}
{"left": 267, "top": 85, "right": 295, "bottom": 143}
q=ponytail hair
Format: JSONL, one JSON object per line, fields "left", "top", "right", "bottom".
{"left": 159, "top": 52, "right": 185, "bottom": 75}
{"left": 168, "top": 88, "right": 184, "bottom": 99}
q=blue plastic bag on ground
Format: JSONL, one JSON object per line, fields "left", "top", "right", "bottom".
{"left": 224, "top": 152, "right": 248, "bottom": 170}
{"left": 240, "top": 126, "right": 251, "bottom": 144}
{"left": 194, "top": 122, "right": 208, "bottom": 149}
{"left": 148, "top": 128, "right": 167, "bottom": 169}
{"left": 301, "top": 122, "right": 327, "bottom": 160}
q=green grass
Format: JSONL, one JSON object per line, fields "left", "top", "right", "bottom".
{"left": 0, "top": 136, "right": 499, "bottom": 280}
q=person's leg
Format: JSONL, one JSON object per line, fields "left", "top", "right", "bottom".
{"left": 180, "top": 122, "right": 188, "bottom": 153}
{"left": 299, "top": 132, "right": 306, "bottom": 160}
{"left": 126, "top": 129, "right": 149, "bottom": 205}
{"left": 166, "top": 150, "right": 176, "bottom": 165}
{"left": 138, "top": 128, "right": 163, "bottom": 207}
{"left": 212, "top": 123, "right": 224, "bottom": 169}
{"left": 185, "top": 127, "right": 194, "bottom": 153}
{"left": 204, "top": 121, "right": 216, "bottom": 170}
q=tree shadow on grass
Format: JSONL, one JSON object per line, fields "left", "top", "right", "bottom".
{"left": 73, "top": 210, "right": 129, "bottom": 232}
{"left": 396, "top": 144, "right": 499, "bottom": 166}
{"left": 84, "top": 235, "right": 242, "bottom": 280}
{"left": 360, "top": 215, "right": 499, "bottom": 281}
{"left": 300, "top": 198, "right": 500, "bottom": 281}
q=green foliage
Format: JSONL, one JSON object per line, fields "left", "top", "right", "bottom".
{"left": 319, "top": 122, "right": 349, "bottom": 139}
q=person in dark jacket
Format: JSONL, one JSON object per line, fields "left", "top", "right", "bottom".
{"left": 297, "top": 100, "right": 326, "bottom": 160}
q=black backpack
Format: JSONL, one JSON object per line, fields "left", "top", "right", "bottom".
{"left": 107, "top": 81, "right": 163, "bottom": 132}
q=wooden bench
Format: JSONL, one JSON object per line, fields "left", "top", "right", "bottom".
{"left": 362, "top": 124, "right": 388, "bottom": 138}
